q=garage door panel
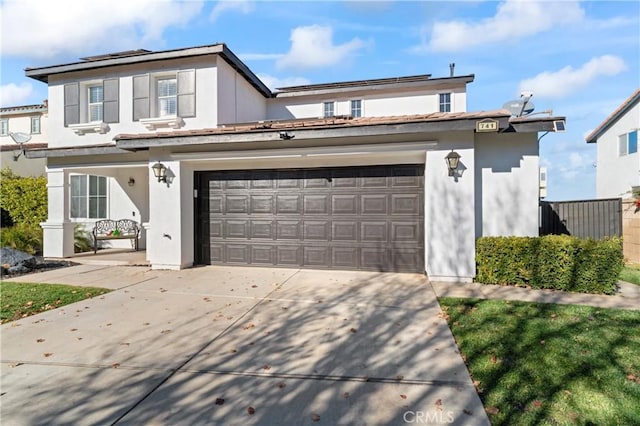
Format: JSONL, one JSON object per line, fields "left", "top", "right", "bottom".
{"left": 251, "top": 245, "right": 275, "bottom": 264}
{"left": 303, "top": 221, "right": 330, "bottom": 240}
{"left": 225, "top": 220, "right": 249, "bottom": 239}
{"left": 304, "top": 246, "right": 330, "bottom": 266}
{"left": 226, "top": 196, "right": 249, "bottom": 213}
{"left": 197, "top": 165, "right": 424, "bottom": 272}
{"left": 391, "top": 222, "right": 421, "bottom": 242}
{"left": 276, "top": 195, "right": 300, "bottom": 213}
{"left": 277, "top": 221, "right": 301, "bottom": 239}
{"left": 332, "top": 221, "right": 358, "bottom": 241}
{"left": 277, "top": 246, "right": 301, "bottom": 265}
{"left": 391, "top": 194, "right": 421, "bottom": 215}
{"left": 250, "top": 221, "right": 274, "bottom": 239}
{"left": 332, "top": 247, "right": 358, "bottom": 268}
{"left": 361, "top": 222, "right": 388, "bottom": 242}
{"left": 303, "top": 194, "right": 330, "bottom": 214}
{"left": 361, "top": 194, "right": 388, "bottom": 215}
{"left": 250, "top": 195, "right": 273, "bottom": 214}
{"left": 332, "top": 195, "right": 357, "bottom": 215}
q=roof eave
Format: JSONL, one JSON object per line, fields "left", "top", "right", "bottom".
{"left": 585, "top": 90, "right": 640, "bottom": 143}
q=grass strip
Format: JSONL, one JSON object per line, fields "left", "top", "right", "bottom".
{"left": 1, "top": 282, "right": 110, "bottom": 323}
{"left": 439, "top": 298, "right": 640, "bottom": 425}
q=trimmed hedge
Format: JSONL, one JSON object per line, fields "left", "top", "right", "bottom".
{"left": 476, "top": 235, "right": 623, "bottom": 294}
{"left": 0, "top": 168, "right": 47, "bottom": 226}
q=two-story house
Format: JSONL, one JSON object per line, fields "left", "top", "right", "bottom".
{"left": 24, "top": 43, "right": 564, "bottom": 281}
{"left": 586, "top": 89, "right": 640, "bottom": 198}
{"left": 0, "top": 102, "right": 48, "bottom": 176}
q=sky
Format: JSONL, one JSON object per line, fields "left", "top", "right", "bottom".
{"left": 0, "top": 0, "right": 638, "bottom": 200}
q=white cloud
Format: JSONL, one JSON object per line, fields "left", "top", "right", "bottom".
{"left": 257, "top": 74, "right": 311, "bottom": 91}
{"left": 418, "top": 0, "right": 585, "bottom": 53}
{"left": 0, "top": 0, "right": 203, "bottom": 59}
{"left": 0, "top": 82, "right": 34, "bottom": 107}
{"left": 276, "top": 25, "right": 367, "bottom": 70}
{"left": 210, "top": 0, "right": 254, "bottom": 22}
{"left": 239, "top": 53, "right": 284, "bottom": 61}
{"left": 519, "top": 55, "right": 627, "bottom": 99}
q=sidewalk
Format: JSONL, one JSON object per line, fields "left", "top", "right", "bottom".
{"left": 431, "top": 280, "right": 640, "bottom": 311}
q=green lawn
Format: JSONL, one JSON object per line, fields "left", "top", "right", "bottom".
{"left": 620, "top": 266, "right": 640, "bottom": 286}
{"left": 439, "top": 298, "right": 640, "bottom": 426}
{"left": 1, "top": 282, "right": 110, "bottom": 323}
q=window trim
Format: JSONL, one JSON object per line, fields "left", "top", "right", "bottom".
{"left": 619, "top": 130, "right": 639, "bottom": 157}
{"left": 70, "top": 174, "right": 108, "bottom": 219}
{"left": 323, "top": 101, "right": 335, "bottom": 118}
{"left": 88, "top": 84, "right": 104, "bottom": 123}
{"left": 156, "top": 76, "right": 178, "bottom": 118}
{"left": 0, "top": 119, "right": 8, "bottom": 136}
{"left": 30, "top": 116, "right": 41, "bottom": 134}
{"left": 350, "top": 99, "right": 362, "bottom": 118}
{"left": 439, "top": 93, "right": 452, "bottom": 112}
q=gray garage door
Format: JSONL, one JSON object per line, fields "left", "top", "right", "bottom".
{"left": 195, "top": 165, "right": 424, "bottom": 272}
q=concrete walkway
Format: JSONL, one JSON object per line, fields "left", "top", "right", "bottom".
{"left": 431, "top": 280, "right": 640, "bottom": 310}
{"left": 1, "top": 265, "right": 489, "bottom": 425}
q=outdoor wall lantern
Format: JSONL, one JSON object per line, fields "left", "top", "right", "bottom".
{"left": 152, "top": 162, "right": 167, "bottom": 183}
{"left": 128, "top": 177, "right": 135, "bottom": 187}
{"left": 445, "top": 150, "right": 461, "bottom": 176}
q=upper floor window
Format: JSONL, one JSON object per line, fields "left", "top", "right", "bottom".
{"left": 350, "top": 100, "right": 362, "bottom": 118}
{"left": 31, "top": 116, "right": 41, "bottom": 134}
{"left": 619, "top": 130, "right": 638, "bottom": 156}
{"left": 323, "top": 101, "right": 335, "bottom": 118}
{"left": 88, "top": 85, "right": 104, "bottom": 122}
{"left": 0, "top": 119, "right": 8, "bottom": 136}
{"left": 439, "top": 93, "right": 451, "bottom": 112}
{"left": 70, "top": 174, "right": 107, "bottom": 219}
{"left": 64, "top": 79, "right": 119, "bottom": 127}
{"left": 133, "top": 70, "right": 195, "bottom": 122}
{"left": 157, "top": 78, "right": 177, "bottom": 117}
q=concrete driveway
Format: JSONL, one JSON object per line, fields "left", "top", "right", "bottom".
{"left": 1, "top": 265, "right": 488, "bottom": 425}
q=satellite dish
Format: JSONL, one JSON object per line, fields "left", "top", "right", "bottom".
{"left": 502, "top": 99, "right": 535, "bottom": 117}
{"left": 9, "top": 132, "right": 31, "bottom": 144}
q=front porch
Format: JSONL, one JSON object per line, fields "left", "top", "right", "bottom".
{"left": 70, "top": 248, "right": 149, "bottom": 267}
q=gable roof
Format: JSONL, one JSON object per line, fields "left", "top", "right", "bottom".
{"left": 586, "top": 88, "right": 640, "bottom": 143}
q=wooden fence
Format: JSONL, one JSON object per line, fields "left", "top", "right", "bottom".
{"left": 539, "top": 198, "right": 622, "bottom": 239}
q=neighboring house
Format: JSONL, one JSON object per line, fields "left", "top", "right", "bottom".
{"left": 0, "top": 102, "right": 48, "bottom": 176}
{"left": 24, "top": 43, "right": 564, "bottom": 281}
{"left": 586, "top": 89, "right": 640, "bottom": 198}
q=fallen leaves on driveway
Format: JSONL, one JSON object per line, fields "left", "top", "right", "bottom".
{"left": 311, "top": 413, "right": 321, "bottom": 422}
{"left": 215, "top": 398, "right": 225, "bottom": 405}
{"left": 43, "top": 353, "right": 53, "bottom": 357}
{"left": 247, "top": 406, "right": 255, "bottom": 415}
{"left": 36, "top": 338, "right": 45, "bottom": 343}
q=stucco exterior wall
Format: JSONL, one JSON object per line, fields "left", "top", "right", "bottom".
{"left": 0, "top": 153, "right": 46, "bottom": 177}
{"left": 595, "top": 101, "right": 640, "bottom": 198}
{"left": 424, "top": 132, "right": 476, "bottom": 281}
{"left": 474, "top": 132, "right": 540, "bottom": 238}
{"left": 46, "top": 57, "right": 220, "bottom": 148}
{"left": 216, "top": 59, "right": 267, "bottom": 124}
{"left": 266, "top": 88, "right": 467, "bottom": 120}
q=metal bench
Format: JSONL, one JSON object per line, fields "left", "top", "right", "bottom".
{"left": 92, "top": 219, "right": 140, "bottom": 254}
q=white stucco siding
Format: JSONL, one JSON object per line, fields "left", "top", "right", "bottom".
{"left": 424, "top": 132, "right": 476, "bottom": 281}
{"left": 46, "top": 57, "right": 219, "bottom": 148}
{"left": 266, "top": 88, "right": 467, "bottom": 120}
{"left": 0, "top": 113, "right": 49, "bottom": 146}
{"left": 595, "top": 102, "right": 640, "bottom": 198}
{"left": 216, "top": 59, "right": 267, "bottom": 124}
{"left": 474, "top": 133, "right": 539, "bottom": 238}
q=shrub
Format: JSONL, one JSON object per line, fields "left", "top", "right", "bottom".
{"left": 74, "top": 224, "right": 93, "bottom": 253}
{"left": 476, "top": 235, "right": 623, "bottom": 294}
{"left": 1, "top": 223, "right": 43, "bottom": 254}
{"left": 0, "top": 168, "right": 47, "bottom": 226}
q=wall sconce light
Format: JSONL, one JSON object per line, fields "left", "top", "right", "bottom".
{"left": 279, "top": 131, "right": 295, "bottom": 140}
{"left": 445, "top": 150, "right": 461, "bottom": 176}
{"left": 152, "top": 162, "right": 167, "bottom": 183}
{"left": 128, "top": 177, "right": 135, "bottom": 187}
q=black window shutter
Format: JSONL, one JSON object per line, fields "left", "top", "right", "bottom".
{"left": 64, "top": 83, "right": 80, "bottom": 126}
{"left": 103, "top": 78, "right": 119, "bottom": 123}
{"left": 133, "top": 74, "right": 150, "bottom": 121}
{"left": 177, "top": 69, "right": 196, "bottom": 118}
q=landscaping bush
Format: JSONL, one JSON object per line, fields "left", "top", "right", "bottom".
{"left": 74, "top": 224, "right": 93, "bottom": 253}
{"left": 0, "top": 168, "right": 47, "bottom": 226}
{"left": 0, "top": 223, "right": 43, "bottom": 255}
{"left": 476, "top": 235, "right": 623, "bottom": 294}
